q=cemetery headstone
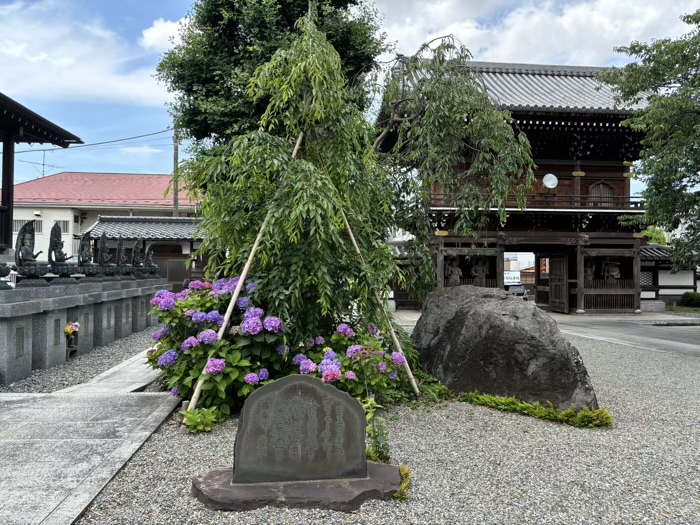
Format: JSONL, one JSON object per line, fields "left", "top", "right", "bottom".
{"left": 192, "top": 375, "right": 401, "bottom": 512}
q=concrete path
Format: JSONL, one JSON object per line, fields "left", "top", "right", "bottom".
{"left": 0, "top": 351, "right": 178, "bottom": 525}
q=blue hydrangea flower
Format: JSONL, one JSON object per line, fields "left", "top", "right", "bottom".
{"left": 299, "top": 359, "right": 317, "bottom": 375}
{"left": 314, "top": 336, "right": 325, "bottom": 346}
{"left": 292, "top": 353, "right": 307, "bottom": 365}
{"left": 263, "top": 316, "right": 282, "bottom": 333}
{"left": 276, "top": 344, "right": 289, "bottom": 355}
{"left": 158, "top": 350, "right": 179, "bottom": 368}
{"left": 236, "top": 297, "right": 252, "bottom": 310}
{"left": 159, "top": 297, "right": 176, "bottom": 311}
{"left": 246, "top": 282, "right": 257, "bottom": 293}
{"left": 244, "top": 307, "right": 265, "bottom": 319}
{"left": 259, "top": 368, "right": 270, "bottom": 381}
{"left": 241, "top": 316, "right": 263, "bottom": 335}
{"left": 192, "top": 312, "right": 207, "bottom": 324}
{"left": 198, "top": 329, "right": 219, "bottom": 345}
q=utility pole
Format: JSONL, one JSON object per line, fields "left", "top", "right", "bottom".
{"left": 173, "top": 129, "right": 179, "bottom": 217}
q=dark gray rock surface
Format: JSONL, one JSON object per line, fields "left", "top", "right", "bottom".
{"left": 413, "top": 285, "right": 598, "bottom": 409}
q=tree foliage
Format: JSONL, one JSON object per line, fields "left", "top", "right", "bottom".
{"left": 600, "top": 10, "right": 700, "bottom": 268}
{"left": 374, "top": 38, "right": 536, "bottom": 298}
{"left": 157, "top": 0, "right": 387, "bottom": 142}
{"left": 179, "top": 17, "right": 395, "bottom": 340}
{"left": 642, "top": 226, "right": 667, "bottom": 245}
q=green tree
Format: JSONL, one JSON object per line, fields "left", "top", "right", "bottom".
{"left": 375, "top": 39, "right": 536, "bottom": 298}
{"left": 600, "top": 10, "right": 700, "bottom": 268}
{"left": 642, "top": 226, "right": 667, "bottom": 245}
{"left": 157, "top": 0, "right": 387, "bottom": 142}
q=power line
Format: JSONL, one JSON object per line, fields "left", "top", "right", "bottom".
{"left": 14, "top": 129, "right": 173, "bottom": 154}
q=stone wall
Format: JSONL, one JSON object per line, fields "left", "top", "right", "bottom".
{"left": 0, "top": 278, "right": 169, "bottom": 385}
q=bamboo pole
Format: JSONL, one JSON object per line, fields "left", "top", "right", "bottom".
{"left": 339, "top": 209, "right": 421, "bottom": 397}
{"left": 187, "top": 131, "right": 305, "bottom": 413}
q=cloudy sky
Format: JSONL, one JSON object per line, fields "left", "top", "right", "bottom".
{"left": 1, "top": 0, "right": 697, "bottom": 184}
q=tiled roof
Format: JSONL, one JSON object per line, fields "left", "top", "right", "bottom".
{"left": 84, "top": 216, "right": 202, "bottom": 241}
{"left": 469, "top": 61, "right": 644, "bottom": 114}
{"left": 8, "top": 171, "right": 194, "bottom": 207}
{"left": 641, "top": 244, "right": 672, "bottom": 262}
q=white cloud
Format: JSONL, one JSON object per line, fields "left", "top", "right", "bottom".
{"left": 120, "top": 146, "right": 164, "bottom": 155}
{"left": 140, "top": 17, "right": 186, "bottom": 53}
{"left": 0, "top": 0, "right": 171, "bottom": 106}
{"left": 375, "top": 0, "right": 699, "bottom": 66}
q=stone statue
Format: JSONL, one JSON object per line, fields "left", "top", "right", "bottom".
{"left": 132, "top": 239, "right": 144, "bottom": 267}
{"left": 145, "top": 243, "right": 154, "bottom": 267}
{"left": 78, "top": 232, "right": 94, "bottom": 266}
{"left": 602, "top": 259, "right": 621, "bottom": 283}
{"left": 117, "top": 236, "right": 128, "bottom": 266}
{"left": 15, "top": 221, "right": 43, "bottom": 266}
{"left": 48, "top": 222, "right": 74, "bottom": 265}
{"left": 99, "top": 232, "right": 113, "bottom": 265}
{"left": 445, "top": 257, "right": 463, "bottom": 287}
{"left": 14, "top": 220, "right": 50, "bottom": 285}
{"left": 584, "top": 260, "right": 595, "bottom": 288}
{"left": 470, "top": 256, "right": 489, "bottom": 287}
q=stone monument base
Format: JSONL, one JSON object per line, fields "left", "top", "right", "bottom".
{"left": 192, "top": 462, "right": 401, "bottom": 512}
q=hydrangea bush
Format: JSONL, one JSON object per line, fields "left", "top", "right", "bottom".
{"left": 147, "top": 277, "right": 410, "bottom": 417}
{"left": 147, "top": 278, "right": 289, "bottom": 416}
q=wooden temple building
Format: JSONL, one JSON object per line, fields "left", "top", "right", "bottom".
{"left": 428, "top": 62, "right": 650, "bottom": 314}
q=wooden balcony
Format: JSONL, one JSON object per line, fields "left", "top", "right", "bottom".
{"left": 431, "top": 193, "right": 644, "bottom": 211}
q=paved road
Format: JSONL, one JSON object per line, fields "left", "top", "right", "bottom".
{"left": 555, "top": 319, "right": 700, "bottom": 357}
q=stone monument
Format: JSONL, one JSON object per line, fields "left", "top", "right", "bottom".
{"left": 78, "top": 232, "right": 101, "bottom": 281}
{"left": 192, "top": 375, "right": 401, "bottom": 511}
{"left": 0, "top": 262, "right": 11, "bottom": 290}
{"left": 14, "top": 220, "right": 50, "bottom": 286}
{"left": 48, "top": 222, "right": 78, "bottom": 283}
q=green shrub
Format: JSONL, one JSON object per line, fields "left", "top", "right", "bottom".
{"left": 181, "top": 407, "right": 223, "bottom": 433}
{"left": 678, "top": 291, "right": 700, "bottom": 308}
{"left": 458, "top": 391, "right": 614, "bottom": 428}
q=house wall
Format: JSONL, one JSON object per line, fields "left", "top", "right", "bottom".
{"left": 658, "top": 269, "right": 695, "bottom": 296}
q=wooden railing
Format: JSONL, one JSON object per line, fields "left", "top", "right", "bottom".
{"left": 431, "top": 193, "right": 644, "bottom": 210}
{"left": 445, "top": 278, "right": 498, "bottom": 288}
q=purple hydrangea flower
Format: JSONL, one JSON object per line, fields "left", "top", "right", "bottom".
{"left": 246, "top": 282, "right": 257, "bottom": 293}
{"left": 198, "top": 329, "right": 219, "bottom": 345}
{"left": 152, "top": 326, "right": 170, "bottom": 341}
{"left": 181, "top": 336, "right": 200, "bottom": 351}
{"left": 154, "top": 290, "right": 171, "bottom": 298}
{"left": 205, "top": 358, "right": 226, "bottom": 375}
{"left": 244, "top": 373, "right": 260, "bottom": 385}
{"left": 347, "top": 345, "right": 363, "bottom": 359}
{"left": 259, "top": 368, "right": 270, "bottom": 381}
{"left": 171, "top": 387, "right": 180, "bottom": 396}
{"left": 244, "top": 307, "right": 265, "bottom": 319}
{"left": 345, "top": 371, "right": 357, "bottom": 381}
{"left": 184, "top": 309, "right": 196, "bottom": 318}
{"left": 323, "top": 350, "right": 337, "bottom": 360}
{"left": 175, "top": 290, "right": 190, "bottom": 301}
{"left": 305, "top": 337, "right": 315, "bottom": 347}
{"left": 236, "top": 297, "right": 251, "bottom": 310}
{"left": 157, "top": 350, "right": 179, "bottom": 368}
{"left": 292, "top": 353, "right": 307, "bottom": 365}
{"left": 299, "top": 359, "right": 317, "bottom": 375}
{"left": 159, "top": 297, "right": 176, "bottom": 311}
{"left": 206, "top": 311, "right": 224, "bottom": 326}
{"left": 188, "top": 280, "right": 205, "bottom": 290}
{"left": 263, "top": 316, "right": 282, "bottom": 333}
{"left": 367, "top": 323, "right": 379, "bottom": 336}
{"left": 150, "top": 298, "right": 161, "bottom": 307}
{"left": 390, "top": 351, "right": 407, "bottom": 367}
{"left": 192, "top": 312, "right": 207, "bottom": 324}
{"left": 337, "top": 323, "right": 355, "bottom": 338}
{"left": 378, "top": 361, "right": 388, "bottom": 374}
{"left": 241, "top": 316, "right": 263, "bottom": 336}
{"left": 389, "top": 371, "right": 399, "bottom": 380}
{"left": 314, "top": 336, "right": 325, "bottom": 346}
{"left": 322, "top": 367, "right": 341, "bottom": 383}
{"left": 276, "top": 344, "right": 289, "bottom": 355}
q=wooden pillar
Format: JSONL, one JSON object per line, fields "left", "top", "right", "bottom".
{"left": 1, "top": 138, "right": 15, "bottom": 250}
{"left": 436, "top": 238, "right": 444, "bottom": 288}
{"left": 573, "top": 164, "right": 585, "bottom": 207}
{"left": 633, "top": 242, "right": 641, "bottom": 313}
{"left": 576, "top": 244, "right": 585, "bottom": 313}
{"left": 496, "top": 246, "right": 504, "bottom": 289}
{"left": 534, "top": 254, "right": 540, "bottom": 303}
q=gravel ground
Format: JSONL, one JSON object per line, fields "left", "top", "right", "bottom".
{"left": 73, "top": 333, "right": 700, "bottom": 524}
{"left": 0, "top": 330, "right": 154, "bottom": 393}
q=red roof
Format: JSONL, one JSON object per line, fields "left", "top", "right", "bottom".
{"left": 5, "top": 171, "right": 194, "bottom": 207}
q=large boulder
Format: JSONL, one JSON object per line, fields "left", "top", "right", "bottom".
{"left": 412, "top": 286, "right": 599, "bottom": 410}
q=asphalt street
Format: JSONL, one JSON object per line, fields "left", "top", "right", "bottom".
{"left": 555, "top": 318, "right": 700, "bottom": 357}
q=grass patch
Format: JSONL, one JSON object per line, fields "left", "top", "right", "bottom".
{"left": 666, "top": 305, "right": 700, "bottom": 314}
{"left": 393, "top": 464, "right": 411, "bottom": 501}
{"left": 458, "top": 391, "right": 614, "bottom": 428}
